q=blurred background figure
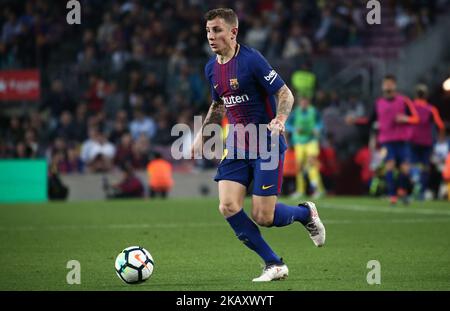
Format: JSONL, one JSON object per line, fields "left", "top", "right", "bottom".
{"left": 409, "top": 84, "right": 445, "bottom": 200}
{"left": 104, "top": 163, "right": 144, "bottom": 199}
{"left": 146, "top": 152, "right": 173, "bottom": 199}
{"left": 286, "top": 96, "right": 323, "bottom": 199}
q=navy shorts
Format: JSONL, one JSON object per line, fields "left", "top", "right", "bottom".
{"left": 411, "top": 144, "right": 432, "bottom": 165}
{"left": 214, "top": 151, "right": 285, "bottom": 196}
{"left": 383, "top": 142, "right": 412, "bottom": 164}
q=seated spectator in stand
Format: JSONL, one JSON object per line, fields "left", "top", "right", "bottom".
{"left": 146, "top": 152, "right": 173, "bottom": 199}
{"left": 80, "top": 127, "right": 116, "bottom": 173}
{"left": 104, "top": 163, "right": 144, "bottom": 199}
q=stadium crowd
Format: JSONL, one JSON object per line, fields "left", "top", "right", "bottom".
{"left": 1, "top": 0, "right": 449, "bottom": 199}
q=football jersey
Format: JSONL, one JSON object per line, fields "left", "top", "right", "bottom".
{"left": 204, "top": 44, "right": 287, "bottom": 156}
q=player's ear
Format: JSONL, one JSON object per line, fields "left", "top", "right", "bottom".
{"left": 231, "top": 27, "right": 238, "bottom": 40}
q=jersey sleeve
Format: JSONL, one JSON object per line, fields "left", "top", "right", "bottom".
{"left": 204, "top": 63, "right": 220, "bottom": 102}
{"left": 250, "top": 49, "right": 285, "bottom": 95}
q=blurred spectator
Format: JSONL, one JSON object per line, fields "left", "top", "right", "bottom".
{"left": 291, "top": 62, "right": 316, "bottom": 99}
{"left": 80, "top": 128, "right": 116, "bottom": 173}
{"left": 51, "top": 111, "right": 78, "bottom": 142}
{"left": 146, "top": 152, "right": 173, "bottom": 199}
{"left": 130, "top": 109, "right": 156, "bottom": 141}
{"left": 104, "top": 163, "right": 144, "bottom": 199}
{"left": 85, "top": 75, "right": 109, "bottom": 114}
{"left": 245, "top": 16, "right": 269, "bottom": 51}
{"left": 42, "top": 79, "right": 75, "bottom": 126}
{"left": 48, "top": 163, "right": 69, "bottom": 201}
{"left": 104, "top": 80, "right": 125, "bottom": 120}
{"left": 282, "top": 22, "right": 312, "bottom": 58}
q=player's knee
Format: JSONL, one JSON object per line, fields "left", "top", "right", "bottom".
{"left": 218, "top": 201, "right": 241, "bottom": 217}
{"left": 307, "top": 156, "right": 317, "bottom": 166}
{"left": 251, "top": 210, "right": 273, "bottom": 227}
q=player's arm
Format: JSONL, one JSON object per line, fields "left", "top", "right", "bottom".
{"left": 269, "top": 84, "right": 294, "bottom": 134}
{"left": 430, "top": 106, "right": 446, "bottom": 137}
{"left": 191, "top": 99, "right": 226, "bottom": 158}
{"left": 249, "top": 49, "right": 292, "bottom": 134}
{"left": 396, "top": 96, "right": 419, "bottom": 124}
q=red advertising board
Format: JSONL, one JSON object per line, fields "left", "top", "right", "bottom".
{"left": 0, "top": 70, "right": 41, "bottom": 101}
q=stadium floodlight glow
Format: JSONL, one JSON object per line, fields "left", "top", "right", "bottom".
{"left": 443, "top": 77, "right": 450, "bottom": 92}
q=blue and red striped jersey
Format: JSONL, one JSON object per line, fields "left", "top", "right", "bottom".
{"left": 204, "top": 44, "right": 287, "bottom": 155}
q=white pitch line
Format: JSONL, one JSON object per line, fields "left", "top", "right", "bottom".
{"left": 0, "top": 218, "right": 449, "bottom": 232}
{"left": 319, "top": 203, "right": 450, "bottom": 216}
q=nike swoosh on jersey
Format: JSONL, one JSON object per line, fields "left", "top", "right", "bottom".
{"left": 262, "top": 185, "right": 275, "bottom": 190}
{"left": 213, "top": 84, "right": 219, "bottom": 89}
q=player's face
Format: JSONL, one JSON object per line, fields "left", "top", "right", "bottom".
{"left": 382, "top": 79, "right": 397, "bottom": 99}
{"left": 299, "top": 98, "right": 309, "bottom": 108}
{"left": 206, "top": 18, "right": 236, "bottom": 55}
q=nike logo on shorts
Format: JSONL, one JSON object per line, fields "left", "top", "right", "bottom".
{"left": 262, "top": 185, "right": 275, "bottom": 190}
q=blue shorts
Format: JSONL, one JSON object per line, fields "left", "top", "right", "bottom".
{"left": 214, "top": 152, "right": 285, "bottom": 196}
{"left": 411, "top": 144, "right": 432, "bottom": 165}
{"left": 383, "top": 142, "right": 412, "bottom": 164}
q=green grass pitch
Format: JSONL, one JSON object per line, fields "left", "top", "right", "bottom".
{"left": 0, "top": 197, "right": 449, "bottom": 290}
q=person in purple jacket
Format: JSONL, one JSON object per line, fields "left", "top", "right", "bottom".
{"left": 348, "top": 75, "right": 419, "bottom": 204}
{"left": 374, "top": 75, "right": 420, "bottom": 204}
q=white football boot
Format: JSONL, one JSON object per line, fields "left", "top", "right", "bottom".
{"left": 252, "top": 263, "right": 289, "bottom": 282}
{"left": 301, "top": 201, "right": 326, "bottom": 247}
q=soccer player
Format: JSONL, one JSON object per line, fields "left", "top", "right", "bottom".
{"left": 191, "top": 8, "right": 325, "bottom": 282}
{"left": 410, "top": 84, "right": 445, "bottom": 199}
{"left": 349, "top": 75, "right": 419, "bottom": 204}
{"left": 286, "top": 96, "right": 324, "bottom": 199}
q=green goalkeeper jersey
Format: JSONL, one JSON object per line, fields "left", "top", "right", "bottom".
{"left": 287, "top": 106, "right": 322, "bottom": 145}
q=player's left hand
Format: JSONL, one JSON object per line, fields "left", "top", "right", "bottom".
{"left": 268, "top": 118, "right": 285, "bottom": 136}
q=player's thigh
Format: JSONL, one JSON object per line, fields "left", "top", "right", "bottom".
{"left": 252, "top": 153, "right": 285, "bottom": 197}
{"left": 251, "top": 195, "right": 277, "bottom": 226}
{"left": 294, "top": 144, "right": 306, "bottom": 168}
{"left": 399, "top": 142, "right": 412, "bottom": 172}
{"left": 218, "top": 180, "right": 247, "bottom": 217}
{"left": 383, "top": 143, "right": 397, "bottom": 170}
{"left": 306, "top": 140, "right": 320, "bottom": 164}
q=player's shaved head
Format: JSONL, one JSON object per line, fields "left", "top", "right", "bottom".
{"left": 204, "top": 8, "right": 238, "bottom": 28}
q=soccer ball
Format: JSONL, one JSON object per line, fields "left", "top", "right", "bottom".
{"left": 115, "top": 246, "right": 154, "bottom": 284}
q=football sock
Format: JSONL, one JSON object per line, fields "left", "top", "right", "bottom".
{"left": 226, "top": 209, "right": 282, "bottom": 265}
{"left": 273, "top": 202, "right": 310, "bottom": 226}
{"left": 385, "top": 170, "right": 396, "bottom": 196}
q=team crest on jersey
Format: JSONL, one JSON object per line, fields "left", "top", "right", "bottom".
{"left": 229, "top": 78, "right": 239, "bottom": 90}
